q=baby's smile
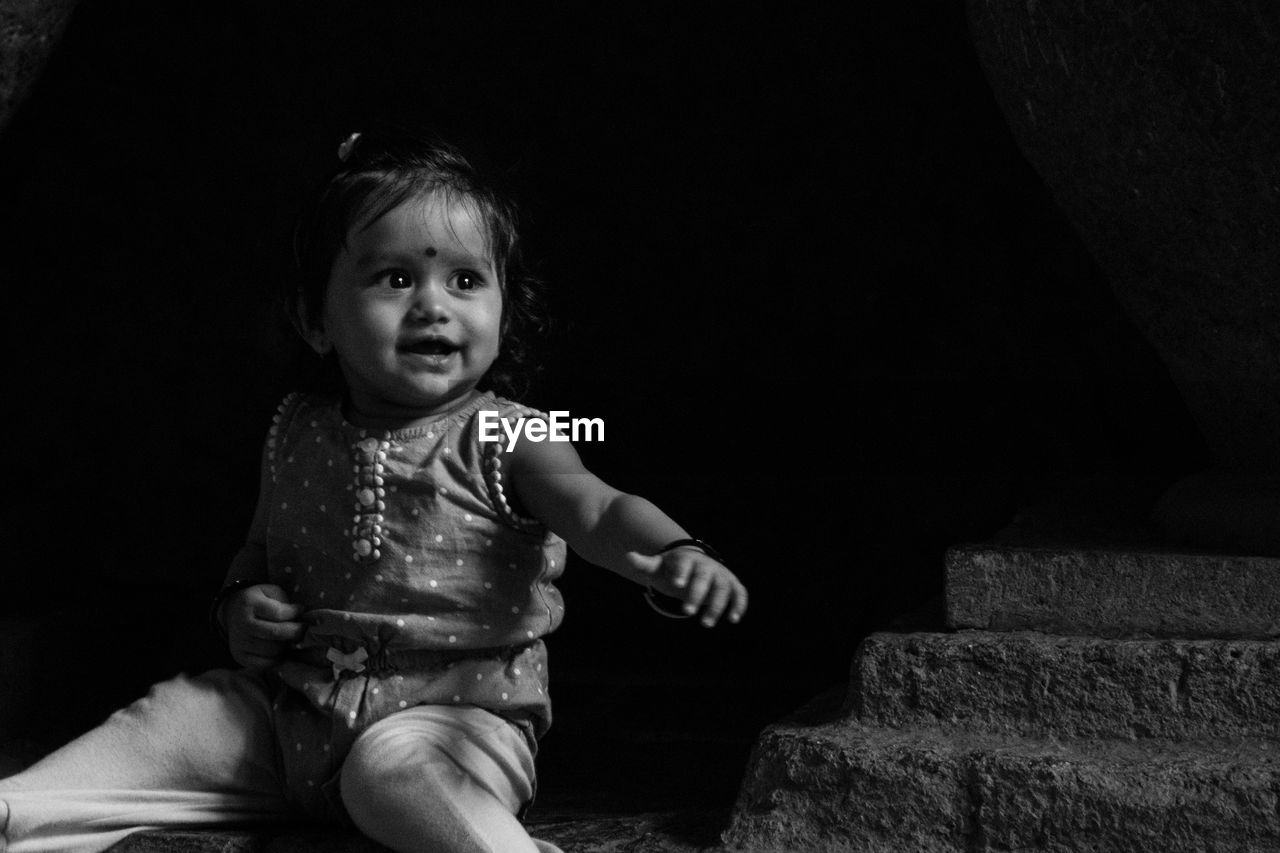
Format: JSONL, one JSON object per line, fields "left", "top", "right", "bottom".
{"left": 398, "top": 334, "right": 462, "bottom": 367}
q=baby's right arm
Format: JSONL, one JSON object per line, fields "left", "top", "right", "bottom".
{"left": 213, "top": 410, "right": 307, "bottom": 670}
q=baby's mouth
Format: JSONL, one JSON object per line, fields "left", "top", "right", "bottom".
{"left": 400, "top": 339, "right": 460, "bottom": 358}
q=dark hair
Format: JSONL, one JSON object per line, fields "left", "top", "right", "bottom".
{"left": 290, "top": 128, "right": 543, "bottom": 399}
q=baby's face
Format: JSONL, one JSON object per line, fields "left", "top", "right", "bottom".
{"left": 322, "top": 191, "right": 502, "bottom": 424}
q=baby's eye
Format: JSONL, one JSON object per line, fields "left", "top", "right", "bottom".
{"left": 453, "top": 271, "right": 485, "bottom": 291}
{"left": 380, "top": 270, "right": 413, "bottom": 290}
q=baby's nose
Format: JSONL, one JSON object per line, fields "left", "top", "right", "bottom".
{"left": 411, "top": 282, "right": 450, "bottom": 321}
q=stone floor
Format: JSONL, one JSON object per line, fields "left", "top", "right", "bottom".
{"left": 112, "top": 809, "right": 728, "bottom": 852}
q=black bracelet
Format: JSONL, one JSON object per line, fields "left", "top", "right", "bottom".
{"left": 644, "top": 538, "right": 726, "bottom": 618}
{"left": 208, "top": 579, "right": 255, "bottom": 639}
{"left": 657, "top": 538, "right": 725, "bottom": 563}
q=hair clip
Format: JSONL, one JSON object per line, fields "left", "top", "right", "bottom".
{"left": 337, "top": 132, "right": 362, "bottom": 163}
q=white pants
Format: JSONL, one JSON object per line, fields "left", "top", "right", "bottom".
{"left": 0, "top": 670, "right": 561, "bottom": 853}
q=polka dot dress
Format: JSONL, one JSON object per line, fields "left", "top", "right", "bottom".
{"left": 232, "top": 392, "right": 566, "bottom": 811}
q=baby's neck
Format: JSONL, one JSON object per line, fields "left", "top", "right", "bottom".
{"left": 342, "top": 389, "right": 484, "bottom": 432}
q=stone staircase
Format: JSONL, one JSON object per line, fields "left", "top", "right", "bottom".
{"left": 722, "top": 544, "right": 1280, "bottom": 852}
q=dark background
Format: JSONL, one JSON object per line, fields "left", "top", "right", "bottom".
{"left": 0, "top": 2, "right": 1207, "bottom": 814}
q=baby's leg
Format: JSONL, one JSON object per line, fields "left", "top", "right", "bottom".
{"left": 0, "top": 669, "right": 292, "bottom": 853}
{"left": 340, "top": 705, "right": 562, "bottom": 853}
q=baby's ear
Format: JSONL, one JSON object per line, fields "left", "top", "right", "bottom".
{"left": 303, "top": 326, "right": 332, "bottom": 356}
{"left": 292, "top": 297, "right": 332, "bottom": 355}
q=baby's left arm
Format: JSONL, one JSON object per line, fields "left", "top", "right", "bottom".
{"left": 504, "top": 436, "right": 748, "bottom": 627}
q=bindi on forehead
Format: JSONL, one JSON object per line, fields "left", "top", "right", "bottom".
{"left": 423, "top": 247, "right": 437, "bottom": 258}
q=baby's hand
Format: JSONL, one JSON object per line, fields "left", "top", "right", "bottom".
{"left": 626, "top": 548, "right": 749, "bottom": 627}
{"left": 222, "top": 584, "right": 306, "bottom": 670}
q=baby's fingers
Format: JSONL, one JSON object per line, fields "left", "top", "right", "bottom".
{"left": 624, "top": 550, "right": 663, "bottom": 580}
{"left": 698, "top": 576, "right": 743, "bottom": 627}
{"left": 727, "top": 580, "right": 749, "bottom": 624}
{"left": 250, "top": 617, "right": 306, "bottom": 644}
{"left": 253, "top": 595, "right": 303, "bottom": 623}
{"left": 681, "top": 564, "right": 716, "bottom": 615}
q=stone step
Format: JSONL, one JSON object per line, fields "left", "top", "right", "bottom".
{"left": 722, "top": 695, "right": 1280, "bottom": 853}
{"left": 851, "top": 630, "right": 1280, "bottom": 740}
{"left": 946, "top": 544, "right": 1280, "bottom": 638}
